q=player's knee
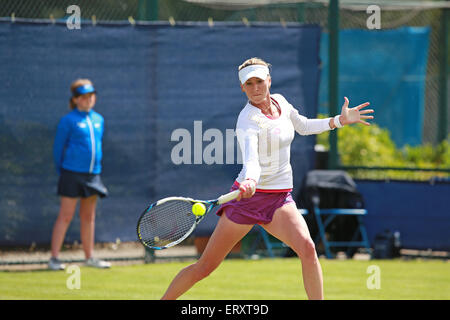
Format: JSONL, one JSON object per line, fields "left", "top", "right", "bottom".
{"left": 297, "top": 238, "right": 317, "bottom": 262}
{"left": 82, "top": 215, "right": 95, "bottom": 224}
{"left": 194, "top": 261, "right": 217, "bottom": 281}
{"left": 57, "top": 212, "right": 74, "bottom": 225}
{"left": 80, "top": 210, "right": 96, "bottom": 224}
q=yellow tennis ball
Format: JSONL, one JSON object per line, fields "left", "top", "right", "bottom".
{"left": 192, "top": 202, "right": 206, "bottom": 216}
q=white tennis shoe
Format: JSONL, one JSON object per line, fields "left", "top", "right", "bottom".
{"left": 85, "top": 257, "right": 111, "bottom": 269}
{"left": 48, "top": 257, "right": 66, "bottom": 270}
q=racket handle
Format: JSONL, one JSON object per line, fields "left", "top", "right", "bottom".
{"left": 217, "top": 190, "right": 241, "bottom": 204}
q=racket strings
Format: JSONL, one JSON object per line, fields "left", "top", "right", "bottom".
{"left": 138, "top": 200, "right": 197, "bottom": 248}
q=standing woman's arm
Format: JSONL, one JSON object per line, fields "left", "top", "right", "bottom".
{"left": 53, "top": 117, "right": 70, "bottom": 174}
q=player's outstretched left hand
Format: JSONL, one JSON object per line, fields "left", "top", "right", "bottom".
{"left": 340, "top": 97, "right": 374, "bottom": 126}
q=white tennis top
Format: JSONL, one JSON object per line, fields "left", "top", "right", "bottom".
{"left": 235, "top": 93, "right": 332, "bottom": 192}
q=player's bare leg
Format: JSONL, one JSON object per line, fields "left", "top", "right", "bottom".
{"left": 161, "top": 213, "right": 252, "bottom": 300}
{"left": 263, "top": 202, "right": 324, "bottom": 300}
{"left": 50, "top": 196, "right": 78, "bottom": 258}
{"left": 79, "top": 195, "right": 98, "bottom": 259}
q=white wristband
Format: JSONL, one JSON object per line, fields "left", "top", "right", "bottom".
{"left": 334, "top": 115, "right": 343, "bottom": 128}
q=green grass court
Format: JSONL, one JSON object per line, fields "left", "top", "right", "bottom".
{"left": 0, "top": 258, "right": 448, "bottom": 300}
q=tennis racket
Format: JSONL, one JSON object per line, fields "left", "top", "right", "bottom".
{"left": 136, "top": 190, "right": 240, "bottom": 250}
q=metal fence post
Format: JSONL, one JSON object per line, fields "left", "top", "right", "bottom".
{"left": 138, "top": 0, "right": 158, "bottom": 21}
{"left": 328, "top": 0, "right": 339, "bottom": 169}
{"left": 438, "top": 5, "right": 449, "bottom": 143}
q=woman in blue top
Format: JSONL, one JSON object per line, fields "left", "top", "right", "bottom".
{"left": 49, "top": 79, "right": 110, "bottom": 270}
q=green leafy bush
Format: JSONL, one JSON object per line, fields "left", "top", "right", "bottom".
{"left": 315, "top": 116, "right": 450, "bottom": 180}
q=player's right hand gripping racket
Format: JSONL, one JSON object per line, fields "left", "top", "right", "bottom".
{"left": 136, "top": 190, "right": 240, "bottom": 250}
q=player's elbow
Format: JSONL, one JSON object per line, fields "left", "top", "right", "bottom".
{"left": 295, "top": 129, "right": 310, "bottom": 136}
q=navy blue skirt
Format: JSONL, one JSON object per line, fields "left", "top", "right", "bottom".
{"left": 57, "top": 169, "right": 108, "bottom": 198}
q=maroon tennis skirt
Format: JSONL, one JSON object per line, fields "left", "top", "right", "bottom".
{"left": 216, "top": 182, "right": 294, "bottom": 225}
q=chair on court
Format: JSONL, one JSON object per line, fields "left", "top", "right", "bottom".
{"left": 299, "top": 170, "right": 371, "bottom": 259}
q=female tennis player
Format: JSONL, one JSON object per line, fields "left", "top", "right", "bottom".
{"left": 161, "top": 57, "right": 374, "bottom": 299}
{"left": 49, "top": 79, "right": 110, "bottom": 270}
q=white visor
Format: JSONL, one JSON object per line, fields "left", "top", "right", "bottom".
{"left": 238, "top": 65, "right": 270, "bottom": 84}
